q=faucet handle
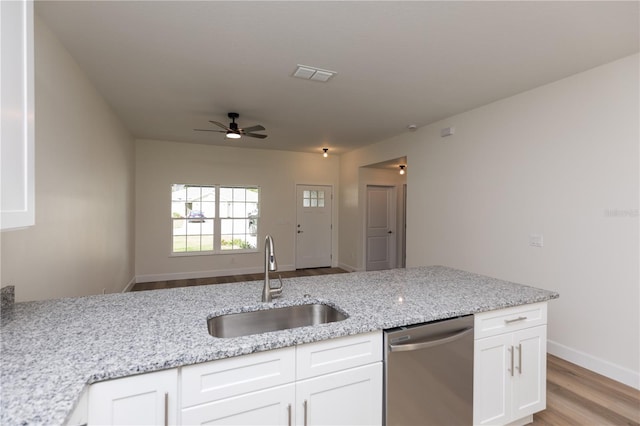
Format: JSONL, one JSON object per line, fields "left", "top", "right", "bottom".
{"left": 268, "top": 275, "right": 283, "bottom": 299}
{"left": 272, "top": 275, "right": 283, "bottom": 289}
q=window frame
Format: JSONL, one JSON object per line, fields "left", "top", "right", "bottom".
{"left": 169, "top": 184, "right": 261, "bottom": 256}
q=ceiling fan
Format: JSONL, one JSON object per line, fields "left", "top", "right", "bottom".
{"left": 194, "top": 112, "right": 267, "bottom": 139}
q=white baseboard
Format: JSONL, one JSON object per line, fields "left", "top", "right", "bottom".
{"left": 135, "top": 264, "right": 296, "bottom": 284}
{"left": 121, "top": 276, "right": 136, "bottom": 293}
{"left": 337, "top": 263, "right": 363, "bottom": 272}
{"left": 548, "top": 339, "right": 640, "bottom": 390}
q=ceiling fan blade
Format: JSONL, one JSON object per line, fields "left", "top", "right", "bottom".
{"left": 241, "top": 125, "right": 265, "bottom": 133}
{"left": 244, "top": 133, "right": 268, "bottom": 139}
{"left": 194, "top": 129, "right": 225, "bottom": 133}
{"left": 209, "top": 120, "right": 230, "bottom": 131}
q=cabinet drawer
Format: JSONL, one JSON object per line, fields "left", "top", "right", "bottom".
{"left": 296, "top": 331, "right": 382, "bottom": 380}
{"left": 181, "top": 347, "right": 295, "bottom": 408}
{"left": 474, "top": 303, "right": 547, "bottom": 339}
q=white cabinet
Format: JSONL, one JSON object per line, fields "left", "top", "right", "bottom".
{"left": 181, "top": 383, "right": 296, "bottom": 425}
{"left": 296, "top": 363, "right": 382, "bottom": 426}
{"left": 88, "top": 369, "right": 178, "bottom": 425}
{"left": 85, "top": 333, "right": 381, "bottom": 426}
{"left": 0, "top": 0, "right": 35, "bottom": 230}
{"left": 294, "top": 332, "right": 383, "bottom": 426}
{"left": 180, "top": 331, "right": 382, "bottom": 426}
{"left": 474, "top": 303, "right": 547, "bottom": 426}
{"left": 181, "top": 347, "right": 296, "bottom": 424}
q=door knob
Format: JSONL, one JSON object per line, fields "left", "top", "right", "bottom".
{"left": 298, "top": 230, "right": 303, "bottom": 234}
{"left": 388, "top": 231, "right": 393, "bottom": 234}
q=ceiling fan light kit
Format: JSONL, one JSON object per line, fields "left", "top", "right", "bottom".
{"left": 194, "top": 112, "right": 267, "bottom": 140}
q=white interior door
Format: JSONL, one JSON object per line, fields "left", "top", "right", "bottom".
{"left": 296, "top": 185, "right": 332, "bottom": 269}
{"left": 366, "top": 185, "right": 396, "bottom": 271}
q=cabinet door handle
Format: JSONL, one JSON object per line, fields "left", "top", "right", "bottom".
{"left": 509, "top": 346, "right": 514, "bottom": 377}
{"left": 164, "top": 392, "right": 169, "bottom": 426}
{"left": 303, "top": 399, "right": 308, "bottom": 426}
{"left": 518, "top": 343, "right": 522, "bottom": 374}
{"left": 505, "top": 316, "right": 527, "bottom": 324}
{"left": 287, "top": 403, "right": 292, "bottom": 426}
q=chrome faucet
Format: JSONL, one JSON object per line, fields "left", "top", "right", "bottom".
{"left": 262, "top": 235, "right": 282, "bottom": 302}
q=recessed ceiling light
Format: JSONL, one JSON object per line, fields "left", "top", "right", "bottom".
{"left": 292, "top": 64, "right": 337, "bottom": 82}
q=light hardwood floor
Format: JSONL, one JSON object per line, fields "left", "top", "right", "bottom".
{"left": 132, "top": 270, "right": 639, "bottom": 425}
{"left": 533, "top": 355, "right": 640, "bottom": 425}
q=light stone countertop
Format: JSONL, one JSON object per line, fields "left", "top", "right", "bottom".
{"left": 0, "top": 266, "right": 558, "bottom": 425}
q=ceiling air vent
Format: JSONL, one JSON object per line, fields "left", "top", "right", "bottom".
{"left": 292, "top": 64, "right": 337, "bottom": 82}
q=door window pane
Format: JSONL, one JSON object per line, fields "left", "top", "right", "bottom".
{"left": 302, "top": 189, "right": 326, "bottom": 209}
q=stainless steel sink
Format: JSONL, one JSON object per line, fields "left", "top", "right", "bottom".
{"left": 208, "top": 303, "right": 348, "bottom": 338}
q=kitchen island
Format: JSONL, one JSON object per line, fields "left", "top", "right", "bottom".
{"left": 0, "top": 266, "right": 558, "bottom": 425}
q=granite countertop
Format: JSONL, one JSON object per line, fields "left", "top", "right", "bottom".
{"left": 0, "top": 266, "right": 558, "bottom": 425}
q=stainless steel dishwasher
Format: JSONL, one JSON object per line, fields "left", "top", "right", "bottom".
{"left": 384, "top": 315, "right": 474, "bottom": 425}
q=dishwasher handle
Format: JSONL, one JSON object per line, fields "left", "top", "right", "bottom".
{"left": 388, "top": 327, "right": 473, "bottom": 352}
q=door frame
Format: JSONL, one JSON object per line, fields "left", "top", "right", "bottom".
{"left": 294, "top": 183, "right": 336, "bottom": 269}
{"left": 400, "top": 183, "right": 407, "bottom": 268}
{"left": 364, "top": 184, "right": 397, "bottom": 271}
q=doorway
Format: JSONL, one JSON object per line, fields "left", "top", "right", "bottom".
{"left": 360, "top": 157, "right": 407, "bottom": 272}
{"left": 366, "top": 185, "right": 396, "bottom": 271}
{"left": 295, "top": 185, "right": 333, "bottom": 269}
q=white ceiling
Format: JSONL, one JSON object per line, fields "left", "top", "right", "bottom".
{"left": 36, "top": 1, "right": 639, "bottom": 154}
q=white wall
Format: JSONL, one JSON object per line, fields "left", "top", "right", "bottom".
{"left": 135, "top": 139, "right": 340, "bottom": 282}
{"left": 0, "top": 16, "right": 135, "bottom": 302}
{"left": 339, "top": 54, "right": 639, "bottom": 388}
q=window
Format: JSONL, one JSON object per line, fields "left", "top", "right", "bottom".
{"left": 302, "top": 189, "right": 325, "bottom": 208}
{"left": 171, "top": 184, "right": 259, "bottom": 254}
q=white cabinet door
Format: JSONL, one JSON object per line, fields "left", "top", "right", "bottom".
{"left": 181, "top": 383, "right": 295, "bottom": 426}
{"left": 295, "top": 363, "right": 382, "bottom": 426}
{"left": 512, "top": 326, "right": 546, "bottom": 420}
{"left": 0, "top": 0, "right": 35, "bottom": 230}
{"left": 88, "top": 369, "right": 177, "bottom": 426}
{"left": 474, "top": 324, "right": 547, "bottom": 426}
{"left": 474, "top": 333, "right": 512, "bottom": 425}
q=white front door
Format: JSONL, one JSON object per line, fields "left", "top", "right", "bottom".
{"left": 366, "top": 185, "right": 396, "bottom": 271}
{"left": 296, "top": 185, "right": 332, "bottom": 269}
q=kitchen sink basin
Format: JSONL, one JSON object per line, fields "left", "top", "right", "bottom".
{"left": 207, "top": 303, "right": 348, "bottom": 338}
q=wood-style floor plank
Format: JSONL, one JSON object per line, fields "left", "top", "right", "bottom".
{"left": 533, "top": 355, "right": 640, "bottom": 426}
